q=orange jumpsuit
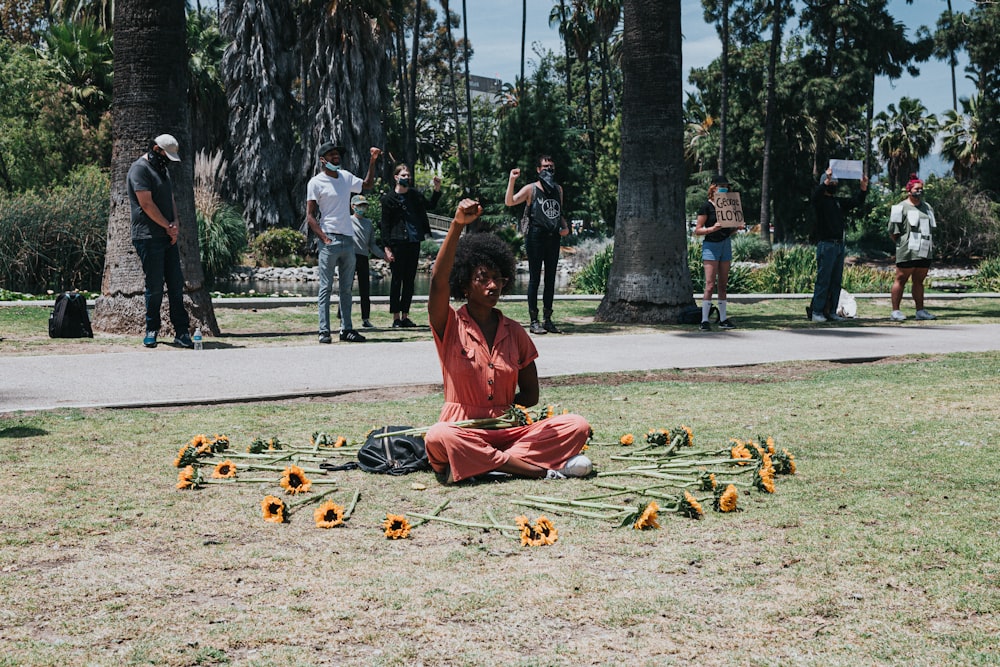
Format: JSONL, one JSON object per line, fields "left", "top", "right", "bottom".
{"left": 424, "top": 304, "right": 590, "bottom": 482}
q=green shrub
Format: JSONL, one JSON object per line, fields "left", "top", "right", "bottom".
{"left": 198, "top": 203, "right": 248, "bottom": 283}
{"left": 922, "top": 178, "right": 1000, "bottom": 260}
{"left": 420, "top": 238, "right": 440, "bottom": 259}
{"left": 249, "top": 227, "right": 306, "bottom": 267}
{"left": 688, "top": 242, "right": 705, "bottom": 293}
{"left": 731, "top": 233, "right": 771, "bottom": 262}
{"left": 841, "top": 264, "right": 894, "bottom": 293}
{"left": 750, "top": 245, "right": 816, "bottom": 294}
{"left": 974, "top": 256, "right": 1000, "bottom": 292}
{"left": 570, "top": 243, "right": 614, "bottom": 294}
{"left": 0, "top": 165, "right": 109, "bottom": 293}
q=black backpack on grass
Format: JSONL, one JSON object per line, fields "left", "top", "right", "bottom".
{"left": 357, "top": 425, "right": 430, "bottom": 475}
{"left": 49, "top": 292, "right": 93, "bottom": 338}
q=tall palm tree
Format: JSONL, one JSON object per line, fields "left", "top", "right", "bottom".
{"left": 939, "top": 95, "right": 981, "bottom": 182}
{"left": 591, "top": 0, "right": 622, "bottom": 125}
{"left": 758, "top": 0, "right": 785, "bottom": 245}
{"left": 596, "top": 0, "right": 690, "bottom": 323}
{"left": 873, "top": 96, "right": 939, "bottom": 191}
{"left": 549, "top": 0, "right": 573, "bottom": 111}
{"left": 94, "top": 0, "right": 218, "bottom": 335}
{"left": 440, "top": 0, "right": 464, "bottom": 177}
{"left": 461, "top": 0, "right": 474, "bottom": 174}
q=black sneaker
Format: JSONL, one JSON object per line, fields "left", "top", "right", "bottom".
{"left": 391, "top": 319, "right": 403, "bottom": 328}
{"left": 143, "top": 330, "right": 158, "bottom": 348}
{"left": 340, "top": 329, "right": 366, "bottom": 342}
{"left": 318, "top": 333, "right": 332, "bottom": 344}
{"left": 719, "top": 319, "right": 736, "bottom": 330}
{"left": 174, "top": 333, "right": 194, "bottom": 348}
{"left": 529, "top": 321, "right": 547, "bottom": 334}
{"left": 543, "top": 320, "right": 563, "bottom": 334}
{"left": 398, "top": 317, "right": 417, "bottom": 328}
{"left": 362, "top": 319, "right": 374, "bottom": 328}
{"left": 805, "top": 305, "right": 813, "bottom": 321}
{"left": 699, "top": 321, "right": 711, "bottom": 332}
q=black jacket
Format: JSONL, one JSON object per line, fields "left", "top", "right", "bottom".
{"left": 811, "top": 184, "right": 866, "bottom": 242}
{"left": 379, "top": 188, "right": 442, "bottom": 245}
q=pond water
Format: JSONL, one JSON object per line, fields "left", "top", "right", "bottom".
{"left": 214, "top": 272, "right": 571, "bottom": 298}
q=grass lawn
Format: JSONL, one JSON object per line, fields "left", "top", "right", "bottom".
{"left": 1, "top": 346, "right": 998, "bottom": 665}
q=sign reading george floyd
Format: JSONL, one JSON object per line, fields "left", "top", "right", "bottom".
{"left": 714, "top": 192, "right": 744, "bottom": 228}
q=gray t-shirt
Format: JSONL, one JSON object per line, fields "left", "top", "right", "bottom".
{"left": 127, "top": 155, "right": 174, "bottom": 241}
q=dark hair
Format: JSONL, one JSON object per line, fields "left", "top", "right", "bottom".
{"left": 393, "top": 164, "right": 410, "bottom": 176}
{"left": 535, "top": 154, "right": 554, "bottom": 169}
{"left": 449, "top": 233, "right": 517, "bottom": 300}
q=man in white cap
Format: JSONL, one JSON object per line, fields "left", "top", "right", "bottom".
{"left": 126, "top": 133, "right": 193, "bottom": 348}
{"left": 306, "top": 141, "right": 381, "bottom": 343}
{"left": 347, "top": 194, "right": 385, "bottom": 328}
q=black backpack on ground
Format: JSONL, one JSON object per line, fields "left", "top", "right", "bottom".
{"left": 357, "top": 425, "right": 430, "bottom": 475}
{"left": 49, "top": 292, "right": 94, "bottom": 338}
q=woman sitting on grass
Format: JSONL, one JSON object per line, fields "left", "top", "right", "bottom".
{"left": 424, "top": 199, "right": 592, "bottom": 484}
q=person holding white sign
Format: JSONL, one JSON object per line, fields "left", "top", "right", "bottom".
{"left": 694, "top": 174, "right": 744, "bottom": 331}
{"left": 887, "top": 175, "right": 936, "bottom": 321}
{"left": 808, "top": 166, "right": 868, "bottom": 322}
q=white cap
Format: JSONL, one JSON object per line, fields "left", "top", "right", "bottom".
{"left": 154, "top": 134, "right": 181, "bottom": 161}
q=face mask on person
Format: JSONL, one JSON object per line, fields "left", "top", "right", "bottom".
{"left": 149, "top": 150, "right": 170, "bottom": 173}
{"left": 354, "top": 206, "right": 368, "bottom": 215}
{"left": 538, "top": 169, "right": 557, "bottom": 188}
{"left": 717, "top": 187, "right": 729, "bottom": 193}
{"left": 910, "top": 188, "right": 923, "bottom": 199}
{"left": 323, "top": 160, "right": 340, "bottom": 172}
{"left": 397, "top": 177, "right": 410, "bottom": 188}
{"left": 825, "top": 182, "right": 839, "bottom": 194}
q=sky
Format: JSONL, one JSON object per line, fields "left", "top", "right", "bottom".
{"left": 463, "top": 0, "right": 978, "bottom": 120}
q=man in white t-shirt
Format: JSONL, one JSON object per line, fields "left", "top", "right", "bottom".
{"left": 306, "top": 141, "right": 381, "bottom": 343}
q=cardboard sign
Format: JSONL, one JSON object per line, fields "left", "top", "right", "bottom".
{"left": 829, "top": 159, "right": 864, "bottom": 180}
{"left": 714, "top": 192, "right": 744, "bottom": 228}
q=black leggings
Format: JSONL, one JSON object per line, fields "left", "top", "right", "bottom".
{"left": 388, "top": 242, "right": 420, "bottom": 315}
{"left": 525, "top": 229, "right": 560, "bottom": 321}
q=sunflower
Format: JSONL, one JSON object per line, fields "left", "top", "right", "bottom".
{"left": 754, "top": 463, "right": 776, "bottom": 493}
{"left": 518, "top": 516, "right": 558, "bottom": 546}
{"left": 211, "top": 460, "right": 237, "bottom": 479}
{"left": 633, "top": 501, "right": 661, "bottom": 530}
{"left": 646, "top": 429, "right": 668, "bottom": 446}
{"left": 334, "top": 436, "right": 347, "bottom": 448}
{"left": 174, "top": 443, "right": 198, "bottom": 468}
{"left": 314, "top": 500, "right": 345, "bottom": 528}
{"left": 262, "top": 495, "right": 286, "bottom": 523}
{"left": 544, "top": 405, "right": 554, "bottom": 419}
{"left": 383, "top": 514, "right": 411, "bottom": 539}
{"left": 680, "top": 491, "right": 705, "bottom": 520}
{"left": 773, "top": 448, "right": 796, "bottom": 475}
{"left": 507, "top": 404, "right": 533, "bottom": 426}
{"left": 280, "top": 465, "right": 312, "bottom": 495}
{"left": 211, "top": 434, "right": 230, "bottom": 452}
{"left": 619, "top": 433, "right": 635, "bottom": 446}
{"left": 533, "top": 516, "right": 558, "bottom": 545}
{"left": 714, "top": 484, "right": 740, "bottom": 513}
{"left": 698, "top": 470, "right": 717, "bottom": 491}
{"left": 681, "top": 425, "right": 694, "bottom": 447}
{"left": 176, "top": 465, "right": 198, "bottom": 490}
{"left": 763, "top": 436, "right": 776, "bottom": 455}
{"left": 730, "top": 442, "right": 753, "bottom": 465}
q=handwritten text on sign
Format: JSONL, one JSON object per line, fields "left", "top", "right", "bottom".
{"left": 714, "top": 192, "right": 744, "bottom": 228}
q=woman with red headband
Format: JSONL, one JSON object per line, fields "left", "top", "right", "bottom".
{"left": 888, "top": 175, "right": 937, "bottom": 321}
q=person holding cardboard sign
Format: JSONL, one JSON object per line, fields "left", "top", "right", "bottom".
{"left": 808, "top": 166, "right": 868, "bottom": 323}
{"left": 887, "top": 175, "right": 936, "bottom": 321}
{"left": 694, "top": 174, "right": 744, "bottom": 331}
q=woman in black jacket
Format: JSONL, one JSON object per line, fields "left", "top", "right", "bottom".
{"left": 379, "top": 164, "right": 442, "bottom": 327}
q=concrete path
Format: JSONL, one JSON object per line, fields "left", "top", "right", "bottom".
{"left": 2, "top": 323, "right": 998, "bottom": 412}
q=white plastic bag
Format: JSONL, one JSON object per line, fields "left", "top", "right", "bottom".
{"left": 837, "top": 289, "right": 857, "bottom": 319}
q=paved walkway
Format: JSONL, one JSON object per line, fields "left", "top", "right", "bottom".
{"left": 2, "top": 322, "right": 998, "bottom": 412}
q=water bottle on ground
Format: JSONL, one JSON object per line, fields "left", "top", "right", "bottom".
{"left": 193, "top": 327, "right": 203, "bottom": 351}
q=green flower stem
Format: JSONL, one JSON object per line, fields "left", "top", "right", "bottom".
{"left": 596, "top": 470, "right": 703, "bottom": 482}
{"left": 511, "top": 499, "right": 628, "bottom": 521}
{"left": 406, "top": 512, "right": 519, "bottom": 533}
{"left": 242, "top": 463, "right": 325, "bottom": 474}
{"left": 580, "top": 481, "right": 684, "bottom": 500}
{"left": 409, "top": 500, "right": 450, "bottom": 528}
{"left": 343, "top": 489, "right": 361, "bottom": 520}
{"left": 262, "top": 452, "right": 294, "bottom": 465}
{"left": 523, "top": 494, "right": 633, "bottom": 512}
{"left": 287, "top": 487, "right": 338, "bottom": 510}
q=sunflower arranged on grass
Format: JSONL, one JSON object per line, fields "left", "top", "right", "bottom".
{"left": 713, "top": 484, "right": 740, "bottom": 513}
{"left": 279, "top": 465, "right": 312, "bottom": 495}
{"left": 314, "top": 500, "right": 345, "bottom": 528}
{"left": 679, "top": 491, "right": 705, "bottom": 520}
{"left": 173, "top": 443, "right": 199, "bottom": 468}
{"left": 248, "top": 437, "right": 283, "bottom": 454}
{"left": 671, "top": 425, "right": 694, "bottom": 448}
{"left": 262, "top": 495, "right": 286, "bottom": 523}
{"left": 515, "top": 515, "right": 558, "bottom": 546}
{"left": 772, "top": 448, "right": 796, "bottom": 475}
{"left": 632, "top": 501, "right": 661, "bottom": 530}
{"left": 619, "top": 433, "right": 635, "bottom": 446}
{"left": 698, "top": 470, "right": 717, "bottom": 491}
{"left": 730, "top": 440, "right": 753, "bottom": 465}
{"left": 754, "top": 458, "right": 776, "bottom": 493}
{"left": 311, "top": 432, "right": 348, "bottom": 448}
{"left": 211, "top": 460, "right": 237, "bottom": 479}
{"left": 383, "top": 513, "right": 411, "bottom": 539}
{"left": 646, "top": 428, "right": 669, "bottom": 446}
{"left": 176, "top": 465, "right": 201, "bottom": 490}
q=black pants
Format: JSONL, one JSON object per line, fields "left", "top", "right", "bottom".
{"left": 355, "top": 254, "right": 372, "bottom": 320}
{"left": 388, "top": 242, "right": 420, "bottom": 315}
{"left": 525, "top": 229, "right": 560, "bottom": 321}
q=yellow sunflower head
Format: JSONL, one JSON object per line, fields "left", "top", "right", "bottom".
{"left": 314, "top": 500, "right": 345, "bottom": 528}
{"left": 633, "top": 501, "right": 661, "bottom": 530}
{"left": 174, "top": 443, "right": 198, "bottom": 468}
{"left": 681, "top": 425, "right": 693, "bottom": 447}
{"left": 176, "top": 465, "right": 199, "bottom": 490}
{"left": 262, "top": 495, "right": 286, "bottom": 523}
{"left": 519, "top": 516, "right": 558, "bottom": 546}
{"left": 383, "top": 513, "right": 411, "bottom": 539}
{"left": 211, "top": 459, "right": 237, "bottom": 479}
{"left": 731, "top": 443, "right": 752, "bottom": 465}
{"left": 534, "top": 516, "right": 558, "bottom": 545}
{"left": 334, "top": 436, "right": 347, "bottom": 448}
{"left": 619, "top": 433, "right": 635, "bottom": 446}
{"left": 714, "top": 484, "right": 740, "bottom": 513}
{"left": 755, "top": 466, "right": 776, "bottom": 493}
{"left": 210, "top": 435, "right": 230, "bottom": 452}
{"left": 280, "top": 465, "right": 312, "bottom": 495}
{"left": 698, "top": 470, "right": 717, "bottom": 491}
{"left": 680, "top": 491, "right": 705, "bottom": 520}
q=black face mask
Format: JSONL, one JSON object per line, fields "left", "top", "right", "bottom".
{"left": 398, "top": 177, "right": 410, "bottom": 188}
{"left": 149, "top": 150, "right": 170, "bottom": 175}
{"left": 538, "top": 169, "right": 557, "bottom": 189}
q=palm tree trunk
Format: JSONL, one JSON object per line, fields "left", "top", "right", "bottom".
{"left": 406, "top": 0, "right": 422, "bottom": 166}
{"left": 759, "top": 0, "right": 782, "bottom": 246}
{"left": 94, "top": 0, "right": 217, "bottom": 335}
{"left": 442, "top": 0, "right": 463, "bottom": 177}
{"left": 520, "top": 0, "right": 526, "bottom": 87}
{"left": 718, "top": 0, "right": 729, "bottom": 176}
{"left": 596, "top": 0, "right": 689, "bottom": 323}
{"left": 461, "top": 0, "right": 474, "bottom": 174}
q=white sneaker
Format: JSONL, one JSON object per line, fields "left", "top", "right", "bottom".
{"left": 828, "top": 312, "right": 846, "bottom": 322}
{"left": 544, "top": 469, "right": 567, "bottom": 480}
{"left": 558, "top": 454, "right": 593, "bottom": 478}
{"left": 890, "top": 310, "right": 906, "bottom": 322}
{"left": 811, "top": 313, "right": 828, "bottom": 323}
{"left": 915, "top": 309, "right": 936, "bottom": 320}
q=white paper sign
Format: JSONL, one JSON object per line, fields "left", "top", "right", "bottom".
{"left": 829, "top": 159, "right": 864, "bottom": 180}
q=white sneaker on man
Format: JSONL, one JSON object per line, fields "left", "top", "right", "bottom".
{"left": 890, "top": 310, "right": 906, "bottom": 321}
{"left": 827, "top": 312, "right": 846, "bottom": 322}
{"left": 558, "top": 454, "right": 593, "bottom": 478}
{"left": 811, "top": 313, "right": 828, "bottom": 323}
{"left": 915, "top": 309, "right": 936, "bottom": 320}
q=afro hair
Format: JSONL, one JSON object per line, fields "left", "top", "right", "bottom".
{"left": 449, "top": 232, "right": 517, "bottom": 300}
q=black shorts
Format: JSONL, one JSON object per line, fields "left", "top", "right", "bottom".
{"left": 897, "top": 258, "right": 931, "bottom": 269}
